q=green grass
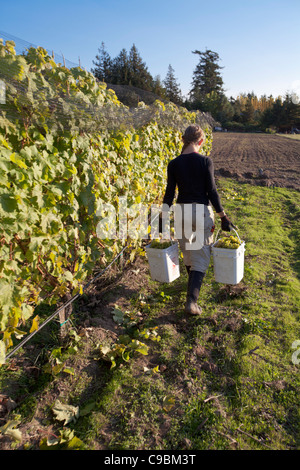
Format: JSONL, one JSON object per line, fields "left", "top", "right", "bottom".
{"left": 0, "top": 178, "right": 299, "bottom": 450}
{"left": 277, "top": 134, "right": 300, "bottom": 141}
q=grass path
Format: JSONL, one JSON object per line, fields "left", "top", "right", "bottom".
{"left": 0, "top": 178, "right": 299, "bottom": 450}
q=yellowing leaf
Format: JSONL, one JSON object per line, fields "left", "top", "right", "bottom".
{"left": 3, "top": 330, "right": 13, "bottom": 349}
{"left": 30, "top": 315, "right": 39, "bottom": 333}
{"left": 63, "top": 367, "right": 75, "bottom": 376}
{"left": 163, "top": 395, "right": 175, "bottom": 412}
{"left": 9, "top": 152, "right": 28, "bottom": 169}
{"left": 130, "top": 339, "right": 148, "bottom": 355}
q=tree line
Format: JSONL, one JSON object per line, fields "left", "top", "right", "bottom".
{"left": 91, "top": 44, "right": 300, "bottom": 133}
{"left": 91, "top": 42, "right": 183, "bottom": 107}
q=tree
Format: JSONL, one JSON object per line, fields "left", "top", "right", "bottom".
{"left": 259, "top": 94, "right": 300, "bottom": 132}
{"left": 163, "top": 64, "right": 183, "bottom": 105}
{"left": 92, "top": 43, "right": 155, "bottom": 94}
{"left": 128, "top": 44, "right": 153, "bottom": 91}
{"left": 215, "top": 95, "right": 235, "bottom": 124}
{"left": 110, "top": 48, "right": 130, "bottom": 85}
{"left": 91, "top": 42, "right": 112, "bottom": 82}
{"left": 242, "top": 96, "right": 255, "bottom": 124}
{"left": 152, "top": 75, "right": 166, "bottom": 100}
{"left": 189, "top": 49, "right": 224, "bottom": 108}
{"left": 281, "top": 93, "right": 300, "bottom": 131}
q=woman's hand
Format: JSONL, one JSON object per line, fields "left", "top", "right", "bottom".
{"left": 221, "top": 215, "right": 236, "bottom": 231}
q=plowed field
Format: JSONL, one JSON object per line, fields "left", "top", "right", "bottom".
{"left": 210, "top": 132, "right": 300, "bottom": 190}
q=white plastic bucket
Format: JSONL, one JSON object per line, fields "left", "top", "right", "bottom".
{"left": 145, "top": 241, "right": 180, "bottom": 283}
{"left": 212, "top": 229, "right": 245, "bottom": 285}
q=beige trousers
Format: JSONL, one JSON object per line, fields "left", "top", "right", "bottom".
{"left": 177, "top": 203, "right": 215, "bottom": 273}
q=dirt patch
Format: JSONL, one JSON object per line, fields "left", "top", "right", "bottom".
{"left": 210, "top": 133, "right": 300, "bottom": 190}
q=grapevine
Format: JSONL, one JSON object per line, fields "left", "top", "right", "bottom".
{"left": 0, "top": 39, "right": 213, "bottom": 363}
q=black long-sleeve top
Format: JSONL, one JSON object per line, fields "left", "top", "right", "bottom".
{"left": 162, "top": 152, "right": 224, "bottom": 213}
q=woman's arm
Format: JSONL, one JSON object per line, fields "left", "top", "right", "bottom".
{"left": 162, "top": 161, "right": 176, "bottom": 208}
{"left": 205, "top": 158, "right": 224, "bottom": 213}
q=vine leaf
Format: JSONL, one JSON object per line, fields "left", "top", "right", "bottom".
{"left": 52, "top": 400, "right": 80, "bottom": 425}
{"left": 162, "top": 395, "right": 175, "bottom": 412}
{"left": 39, "top": 429, "right": 85, "bottom": 450}
{"left": 29, "top": 315, "right": 39, "bottom": 333}
{"left": 112, "top": 306, "right": 124, "bottom": 324}
{"left": 0, "top": 419, "right": 22, "bottom": 441}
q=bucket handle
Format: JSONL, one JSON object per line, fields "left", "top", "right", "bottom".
{"left": 214, "top": 227, "right": 242, "bottom": 244}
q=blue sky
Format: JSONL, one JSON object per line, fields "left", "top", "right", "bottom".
{"left": 1, "top": 0, "right": 300, "bottom": 99}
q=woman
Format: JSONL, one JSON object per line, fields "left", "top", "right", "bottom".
{"left": 162, "top": 124, "right": 234, "bottom": 315}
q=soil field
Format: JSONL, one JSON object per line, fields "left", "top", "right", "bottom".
{"left": 210, "top": 132, "right": 300, "bottom": 191}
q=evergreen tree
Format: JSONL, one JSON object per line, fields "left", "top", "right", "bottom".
{"left": 153, "top": 75, "right": 166, "bottom": 99}
{"left": 261, "top": 94, "right": 300, "bottom": 132}
{"left": 282, "top": 93, "right": 300, "bottom": 130}
{"left": 163, "top": 64, "right": 182, "bottom": 105}
{"left": 128, "top": 44, "right": 153, "bottom": 91}
{"left": 91, "top": 42, "right": 112, "bottom": 82}
{"left": 111, "top": 48, "right": 130, "bottom": 85}
{"left": 189, "top": 49, "right": 224, "bottom": 108}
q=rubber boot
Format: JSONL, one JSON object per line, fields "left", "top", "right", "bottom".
{"left": 184, "top": 271, "right": 205, "bottom": 315}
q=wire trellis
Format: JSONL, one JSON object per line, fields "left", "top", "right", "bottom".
{"left": 0, "top": 30, "right": 80, "bottom": 69}
{"left": 5, "top": 244, "right": 129, "bottom": 360}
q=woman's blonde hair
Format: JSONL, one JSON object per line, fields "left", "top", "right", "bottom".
{"left": 182, "top": 124, "right": 205, "bottom": 152}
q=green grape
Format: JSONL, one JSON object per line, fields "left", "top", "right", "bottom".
{"left": 215, "top": 235, "right": 241, "bottom": 249}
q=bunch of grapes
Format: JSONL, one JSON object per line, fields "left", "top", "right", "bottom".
{"left": 215, "top": 236, "right": 241, "bottom": 249}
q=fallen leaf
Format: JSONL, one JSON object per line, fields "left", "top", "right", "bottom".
{"left": 52, "top": 400, "right": 79, "bottom": 425}
{"left": 0, "top": 419, "right": 22, "bottom": 441}
{"left": 162, "top": 395, "right": 175, "bottom": 412}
